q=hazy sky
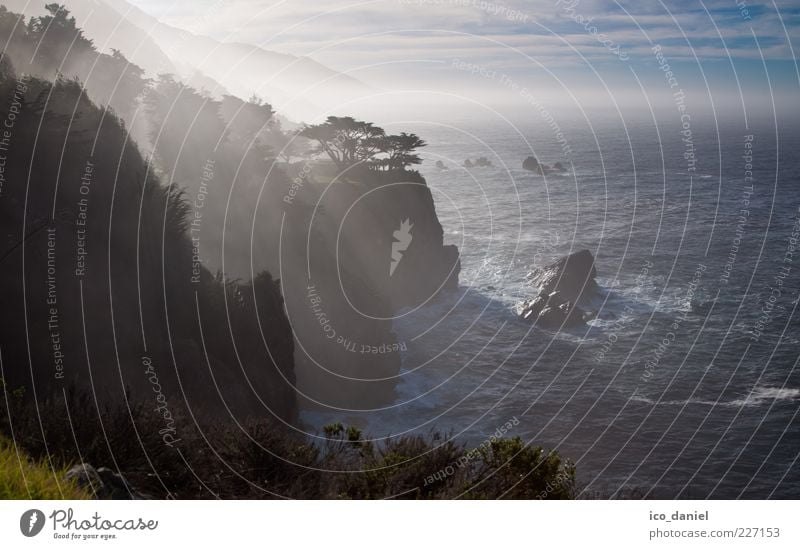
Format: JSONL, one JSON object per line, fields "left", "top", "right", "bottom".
{"left": 127, "top": 0, "right": 799, "bottom": 113}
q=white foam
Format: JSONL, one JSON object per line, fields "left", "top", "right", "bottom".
{"left": 632, "top": 387, "right": 800, "bottom": 408}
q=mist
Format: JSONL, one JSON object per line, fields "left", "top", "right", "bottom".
{"left": 1, "top": 0, "right": 798, "bottom": 502}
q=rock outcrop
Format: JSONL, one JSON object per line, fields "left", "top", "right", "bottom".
{"left": 517, "top": 290, "right": 596, "bottom": 328}
{"left": 65, "top": 463, "right": 144, "bottom": 499}
{"left": 523, "top": 156, "right": 541, "bottom": 172}
{"left": 528, "top": 249, "right": 598, "bottom": 301}
{"left": 518, "top": 250, "right": 599, "bottom": 327}
{"left": 523, "top": 156, "right": 568, "bottom": 175}
{"left": 278, "top": 167, "right": 460, "bottom": 409}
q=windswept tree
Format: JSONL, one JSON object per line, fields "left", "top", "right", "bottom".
{"left": 300, "top": 116, "right": 385, "bottom": 169}
{"left": 300, "top": 116, "right": 426, "bottom": 172}
{"left": 377, "top": 132, "right": 426, "bottom": 171}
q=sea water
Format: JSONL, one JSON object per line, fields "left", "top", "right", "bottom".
{"left": 304, "top": 110, "right": 800, "bottom": 498}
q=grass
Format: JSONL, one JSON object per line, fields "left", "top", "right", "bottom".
{"left": 0, "top": 435, "right": 91, "bottom": 499}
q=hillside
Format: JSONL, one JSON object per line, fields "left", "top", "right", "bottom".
{"left": 2, "top": 0, "right": 373, "bottom": 119}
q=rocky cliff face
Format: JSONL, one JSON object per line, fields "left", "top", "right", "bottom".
{"left": 335, "top": 170, "right": 460, "bottom": 312}
{"left": 277, "top": 167, "right": 460, "bottom": 410}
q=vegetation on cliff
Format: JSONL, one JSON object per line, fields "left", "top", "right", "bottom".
{"left": 300, "top": 116, "right": 426, "bottom": 171}
{"left": 1, "top": 388, "right": 575, "bottom": 499}
{"left": 0, "top": 20, "right": 296, "bottom": 423}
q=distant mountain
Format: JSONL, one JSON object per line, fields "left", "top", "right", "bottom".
{"left": 2, "top": 0, "right": 373, "bottom": 120}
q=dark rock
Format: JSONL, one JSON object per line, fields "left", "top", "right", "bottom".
{"left": 464, "top": 159, "right": 473, "bottom": 168}
{"left": 528, "top": 249, "right": 598, "bottom": 303}
{"left": 524, "top": 159, "right": 567, "bottom": 175}
{"left": 518, "top": 292, "right": 548, "bottom": 320}
{"left": 284, "top": 169, "right": 459, "bottom": 409}
{"left": 517, "top": 290, "right": 583, "bottom": 327}
{"left": 558, "top": 301, "right": 583, "bottom": 324}
{"left": 435, "top": 160, "right": 448, "bottom": 170}
{"left": 535, "top": 306, "right": 564, "bottom": 327}
{"left": 65, "top": 463, "right": 103, "bottom": 495}
{"left": 523, "top": 156, "right": 540, "bottom": 171}
{"left": 518, "top": 250, "right": 600, "bottom": 328}
{"left": 65, "top": 463, "right": 142, "bottom": 500}
{"left": 523, "top": 156, "right": 567, "bottom": 175}
{"left": 534, "top": 301, "right": 581, "bottom": 328}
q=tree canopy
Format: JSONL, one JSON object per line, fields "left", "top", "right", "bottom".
{"left": 300, "top": 116, "right": 425, "bottom": 172}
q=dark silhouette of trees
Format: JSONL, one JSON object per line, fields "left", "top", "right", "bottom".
{"left": 378, "top": 132, "right": 426, "bottom": 171}
{"left": 300, "top": 116, "right": 425, "bottom": 172}
{"left": 0, "top": 55, "right": 297, "bottom": 424}
{"left": 300, "top": 116, "right": 384, "bottom": 168}
{"left": 220, "top": 93, "right": 275, "bottom": 151}
{"left": 0, "top": 4, "right": 148, "bottom": 127}
{"left": 26, "top": 4, "right": 94, "bottom": 66}
{"left": 144, "top": 74, "right": 228, "bottom": 173}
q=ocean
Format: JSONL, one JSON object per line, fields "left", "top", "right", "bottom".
{"left": 304, "top": 110, "right": 800, "bottom": 499}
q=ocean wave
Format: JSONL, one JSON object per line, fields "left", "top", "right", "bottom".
{"left": 631, "top": 387, "right": 800, "bottom": 408}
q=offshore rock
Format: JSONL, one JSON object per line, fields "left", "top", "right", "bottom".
{"left": 518, "top": 250, "right": 599, "bottom": 328}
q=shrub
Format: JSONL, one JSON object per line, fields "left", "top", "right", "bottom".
{"left": 0, "top": 387, "right": 574, "bottom": 499}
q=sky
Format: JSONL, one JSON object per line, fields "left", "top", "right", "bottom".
{"left": 126, "top": 0, "right": 800, "bottom": 116}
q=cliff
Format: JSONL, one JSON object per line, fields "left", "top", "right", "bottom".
{"left": 0, "top": 4, "right": 461, "bottom": 417}
{"left": 0, "top": 63, "right": 297, "bottom": 424}
{"left": 277, "top": 166, "right": 460, "bottom": 409}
